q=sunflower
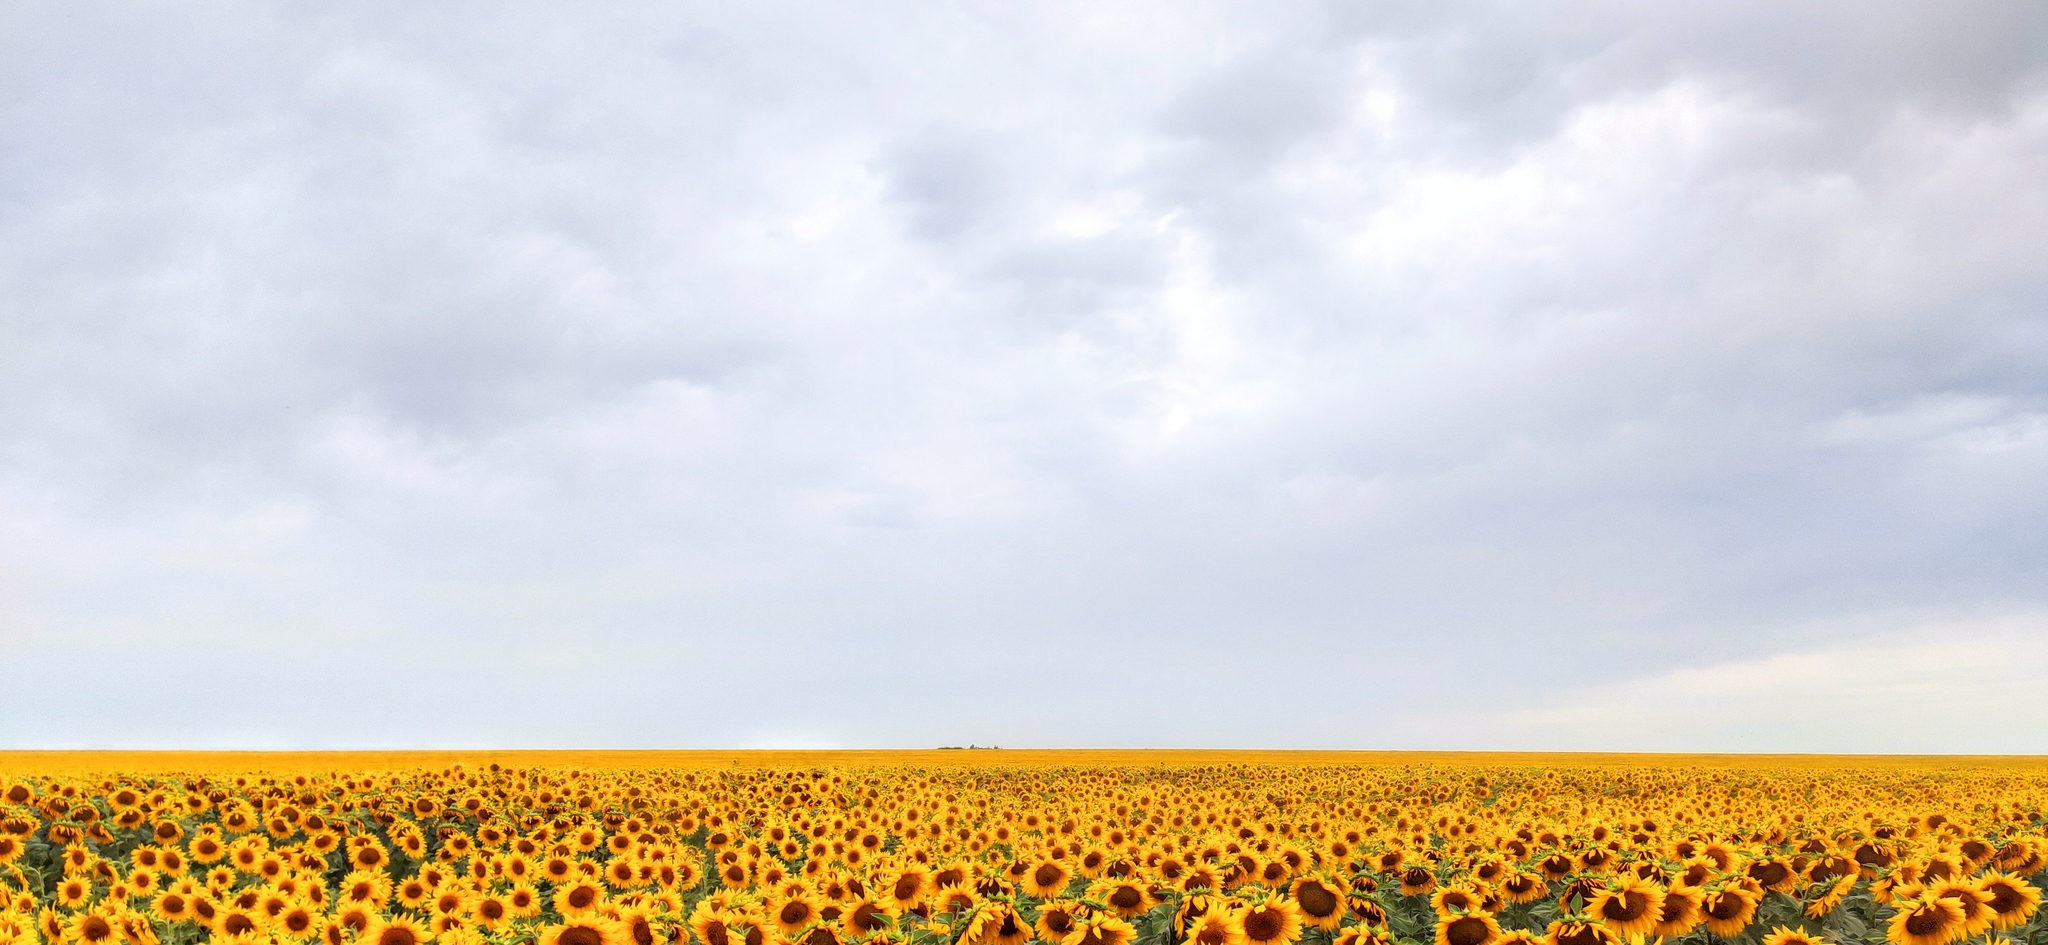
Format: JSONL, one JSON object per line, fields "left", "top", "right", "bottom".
{"left": 1804, "top": 875, "right": 1857, "bottom": 920}
{"left": 1333, "top": 926, "right": 1395, "bottom": 945}
{"left": 1929, "top": 880, "right": 1994, "bottom": 937}
{"left": 1651, "top": 885, "right": 1702, "bottom": 937}
{"left": 1873, "top": 877, "right": 1918, "bottom": 907}
{"left": 67, "top": 911, "right": 120, "bottom": 945}
{"left": 214, "top": 905, "right": 265, "bottom": 939}
{"left": 1024, "top": 861, "right": 1072, "bottom": 899}
{"left": 56, "top": 879, "right": 92, "bottom": 910}
{"left": 1399, "top": 869, "right": 1438, "bottom": 898}
{"left": 1063, "top": 914, "right": 1136, "bottom": 945}
{"left": 873, "top": 866, "right": 925, "bottom": 911}
{"left": 1290, "top": 876, "right": 1345, "bottom": 931}
{"left": 1241, "top": 899, "right": 1303, "bottom": 945}
{"left": 1088, "top": 880, "right": 1155, "bottom": 919}
{"left": 1760, "top": 927, "right": 1826, "bottom": 945}
{"left": 1430, "top": 885, "right": 1486, "bottom": 916}
{"left": 148, "top": 891, "right": 193, "bottom": 924}
{"left": 1806, "top": 857, "right": 1857, "bottom": 885}
{"left": 540, "top": 917, "right": 628, "bottom": 945}
{"left": 1701, "top": 888, "right": 1759, "bottom": 938}
{"left": 1179, "top": 866, "right": 1225, "bottom": 894}
{"left": 394, "top": 878, "right": 433, "bottom": 911}
{"left": 1887, "top": 896, "right": 1965, "bottom": 945}
{"left": 1346, "top": 896, "right": 1387, "bottom": 928}
{"left": 1923, "top": 856, "right": 1963, "bottom": 884}
{"left": 1977, "top": 872, "right": 2043, "bottom": 930}
{"left": 964, "top": 903, "right": 1030, "bottom": 945}
{"left": 509, "top": 884, "right": 544, "bottom": 918}
{"left": 1745, "top": 860, "right": 1796, "bottom": 894}
{"left": 277, "top": 902, "right": 320, "bottom": 941}
{"left": 1436, "top": 914, "right": 1500, "bottom": 945}
{"left": 1586, "top": 878, "right": 1662, "bottom": 939}
{"left": 125, "top": 866, "right": 161, "bottom": 898}
{"left": 607, "top": 859, "right": 644, "bottom": 890}
{"left": 674, "top": 859, "right": 706, "bottom": 891}
{"left": 775, "top": 895, "right": 823, "bottom": 936}
{"left": 1540, "top": 921, "right": 1619, "bottom": 945}
{"left": 691, "top": 906, "right": 739, "bottom": 945}
{"left": 557, "top": 881, "right": 609, "bottom": 918}
{"left": 363, "top": 914, "right": 436, "bottom": 945}
{"left": 475, "top": 896, "right": 513, "bottom": 930}
{"left": 933, "top": 887, "right": 979, "bottom": 917}
{"left": 333, "top": 904, "right": 376, "bottom": 937}
{"left": 616, "top": 908, "right": 661, "bottom": 945}
{"left": 840, "top": 898, "right": 894, "bottom": 938}
{"left": 1184, "top": 911, "right": 1248, "bottom": 945}
{"left": 1035, "top": 900, "right": 1084, "bottom": 943}
{"left": 1500, "top": 874, "right": 1547, "bottom": 906}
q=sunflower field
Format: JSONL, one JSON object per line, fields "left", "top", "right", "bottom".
{"left": 2, "top": 755, "right": 2046, "bottom": 945}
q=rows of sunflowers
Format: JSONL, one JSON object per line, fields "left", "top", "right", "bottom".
{"left": 1, "top": 761, "right": 2045, "bottom": 945}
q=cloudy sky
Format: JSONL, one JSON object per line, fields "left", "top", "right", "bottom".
{"left": 3, "top": 2, "right": 2046, "bottom": 753}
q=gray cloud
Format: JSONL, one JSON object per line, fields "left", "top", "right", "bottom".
{"left": 2, "top": 0, "right": 2046, "bottom": 750}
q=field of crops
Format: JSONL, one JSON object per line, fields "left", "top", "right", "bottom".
{"left": 1, "top": 753, "right": 2043, "bottom": 945}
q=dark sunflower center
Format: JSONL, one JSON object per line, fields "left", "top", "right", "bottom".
{"left": 1299, "top": 884, "right": 1339, "bottom": 917}
{"left": 1446, "top": 918, "right": 1492, "bottom": 945}
{"left": 560, "top": 927, "right": 605, "bottom": 945}
{"left": 1602, "top": 892, "right": 1647, "bottom": 922}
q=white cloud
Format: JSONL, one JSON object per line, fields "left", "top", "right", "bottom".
{"left": 1479, "top": 613, "right": 2048, "bottom": 753}
{"left": 2, "top": 1, "right": 2045, "bottom": 748}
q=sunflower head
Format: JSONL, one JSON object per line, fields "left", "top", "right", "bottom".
{"left": 1888, "top": 895, "right": 1966, "bottom": 945}
{"left": 541, "top": 917, "right": 627, "bottom": 945}
{"left": 1241, "top": 898, "right": 1305, "bottom": 945}
{"left": 1977, "top": 872, "right": 2043, "bottom": 930}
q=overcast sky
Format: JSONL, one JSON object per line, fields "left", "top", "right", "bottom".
{"left": 3, "top": 1, "right": 2046, "bottom": 753}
